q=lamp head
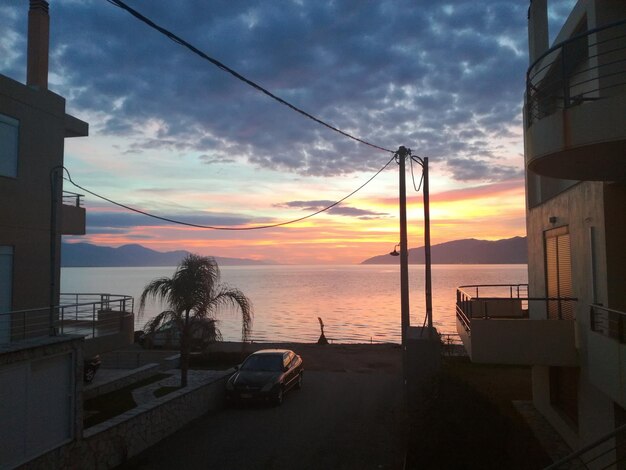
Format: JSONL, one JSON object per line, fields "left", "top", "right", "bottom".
{"left": 389, "top": 243, "right": 400, "bottom": 256}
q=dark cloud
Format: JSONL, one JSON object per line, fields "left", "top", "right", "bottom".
{"left": 444, "top": 157, "right": 523, "bottom": 182}
{"left": 276, "top": 200, "right": 390, "bottom": 219}
{"left": 86, "top": 211, "right": 267, "bottom": 230}
{"left": 4, "top": 1, "right": 540, "bottom": 181}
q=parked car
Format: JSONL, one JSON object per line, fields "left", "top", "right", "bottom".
{"left": 138, "top": 318, "right": 219, "bottom": 350}
{"left": 84, "top": 355, "right": 101, "bottom": 384}
{"left": 225, "top": 349, "right": 303, "bottom": 406}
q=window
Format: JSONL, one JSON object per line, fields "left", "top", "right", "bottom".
{"left": 545, "top": 226, "right": 574, "bottom": 320}
{"left": 0, "top": 113, "right": 19, "bottom": 178}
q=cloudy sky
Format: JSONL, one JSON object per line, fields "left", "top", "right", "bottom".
{"left": 2, "top": 0, "right": 575, "bottom": 263}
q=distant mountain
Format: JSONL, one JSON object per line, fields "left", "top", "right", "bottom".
{"left": 61, "top": 243, "right": 273, "bottom": 267}
{"left": 361, "top": 236, "right": 527, "bottom": 264}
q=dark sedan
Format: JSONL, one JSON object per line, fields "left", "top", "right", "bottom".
{"left": 225, "top": 349, "right": 303, "bottom": 405}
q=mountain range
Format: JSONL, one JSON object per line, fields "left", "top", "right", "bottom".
{"left": 360, "top": 236, "right": 527, "bottom": 264}
{"left": 62, "top": 237, "right": 527, "bottom": 267}
{"left": 61, "top": 243, "right": 272, "bottom": 267}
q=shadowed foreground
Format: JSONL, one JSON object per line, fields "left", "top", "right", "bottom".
{"left": 122, "top": 344, "right": 406, "bottom": 470}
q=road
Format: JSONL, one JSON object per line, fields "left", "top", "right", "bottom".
{"left": 123, "top": 346, "right": 406, "bottom": 469}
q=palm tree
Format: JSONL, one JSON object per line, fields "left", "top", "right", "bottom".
{"left": 139, "top": 254, "right": 252, "bottom": 387}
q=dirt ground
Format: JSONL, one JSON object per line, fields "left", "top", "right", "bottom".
{"left": 205, "top": 341, "right": 403, "bottom": 373}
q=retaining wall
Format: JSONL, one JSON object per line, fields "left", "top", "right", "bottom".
{"left": 21, "top": 374, "right": 229, "bottom": 469}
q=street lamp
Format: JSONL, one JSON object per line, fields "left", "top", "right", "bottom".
{"left": 389, "top": 244, "right": 400, "bottom": 256}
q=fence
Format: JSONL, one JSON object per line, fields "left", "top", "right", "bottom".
{"left": 0, "top": 294, "right": 134, "bottom": 343}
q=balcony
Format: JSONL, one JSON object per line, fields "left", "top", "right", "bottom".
{"left": 456, "top": 284, "right": 578, "bottom": 366}
{"left": 525, "top": 19, "right": 626, "bottom": 181}
{"left": 588, "top": 304, "right": 626, "bottom": 408}
{"left": 0, "top": 294, "right": 134, "bottom": 357}
{"left": 61, "top": 191, "right": 86, "bottom": 235}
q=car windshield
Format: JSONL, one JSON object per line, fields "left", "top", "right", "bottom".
{"left": 241, "top": 354, "right": 283, "bottom": 372}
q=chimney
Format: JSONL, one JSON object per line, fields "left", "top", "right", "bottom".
{"left": 27, "top": 0, "right": 50, "bottom": 89}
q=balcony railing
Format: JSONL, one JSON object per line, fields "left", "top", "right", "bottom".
{"left": 590, "top": 304, "right": 626, "bottom": 344}
{"left": 456, "top": 284, "right": 577, "bottom": 333}
{"left": 545, "top": 423, "right": 626, "bottom": 470}
{"left": 526, "top": 18, "right": 626, "bottom": 127}
{"left": 62, "top": 190, "right": 84, "bottom": 207}
{"left": 0, "top": 294, "right": 134, "bottom": 344}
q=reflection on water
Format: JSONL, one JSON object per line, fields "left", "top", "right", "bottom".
{"left": 61, "top": 264, "right": 527, "bottom": 344}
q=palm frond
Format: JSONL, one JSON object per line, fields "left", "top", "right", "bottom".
{"left": 139, "top": 277, "right": 175, "bottom": 315}
{"left": 143, "top": 310, "right": 178, "bottom": 334}
{"left": 210, "top": 287, "right": 253, "bottom": 342}
{"left": 140, "top": 254, "right": 253, "bottom": 344}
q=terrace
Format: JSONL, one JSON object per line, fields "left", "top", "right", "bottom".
{"left": 455, "top": 284, "right": 578, "bottom": 366}
{"left": 0, "top": 293, "right": 134, "bottom": 357}
{"left": 525, "top": 18, "right": 626, "bottom": 181}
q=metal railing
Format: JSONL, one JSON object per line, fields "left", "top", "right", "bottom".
{"left": 590, "top": 304, "right": 626, "bottom": 344}
{"left": 62, "top": 191, "right": 84, "bottom": 207}
{"left": 526, "top": 18, "right": 626, "bottom": 126}
{"left": 456, "top": 284, "right": 577, "bottom": 333}
{"left": 0, "top": 294, "right": 133, "bottom": 343}
{"left": 545, "top": 423, "right": 626, "bottom": 469}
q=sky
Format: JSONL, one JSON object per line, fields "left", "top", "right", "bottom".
{"left": 1, "top": 1, "right": 576, "bottom": 264}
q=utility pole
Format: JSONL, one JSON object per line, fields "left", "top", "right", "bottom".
{"left": 397, "top": 146, "right": 410, "bottom": 346}
{"left": 422, "top": 157, "right": 433, "bottom": 335}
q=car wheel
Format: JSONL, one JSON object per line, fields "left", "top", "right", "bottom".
{"left": 296, "top": 372, "right": 303, "bottom": 390}
{"left": 84, "top": 367, "right": 96, "bottom": 384}
{"left": 273, "top": 387, "right": 284, "bottom": 406}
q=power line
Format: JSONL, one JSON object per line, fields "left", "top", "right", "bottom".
{"left": 106, "top": 0, "right": 394, "bottom": 154}
{"left": 409, "top": 155, "right": 424, "bottom": 192}
{"left": 61, "top": 154, "right": 396, "bottom": 231}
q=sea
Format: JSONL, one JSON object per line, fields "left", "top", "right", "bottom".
{"left": 61, "top": 264, "right": 527, "bottom": 344}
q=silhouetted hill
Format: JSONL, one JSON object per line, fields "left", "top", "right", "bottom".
{"left": 361, "top": 236, "right": 527, "bottom": 264}
{"left": 61, "top": 243, "right": 273, "bottom": 267}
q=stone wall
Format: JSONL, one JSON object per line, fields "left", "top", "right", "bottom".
{"left": 21, "top": 374, "right": 229, "bottom": 469}
{"left": 83, "top": 363, "right": 161, "bottom": 401}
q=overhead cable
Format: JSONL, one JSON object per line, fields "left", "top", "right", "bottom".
{"left": 105, "top": 0, "right": 394, "bottom": 154}
{"left": 61, "top": 154, "right": 395, "bottom": 231}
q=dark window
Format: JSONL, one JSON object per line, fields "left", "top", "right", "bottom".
{"left": 550, "top": 366, "right": 579, "bottom": 427}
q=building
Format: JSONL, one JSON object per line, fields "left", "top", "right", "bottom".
{"left": 0, "top": 2, "right": 133, "bottom": 467}
{"left": 456, "top": 0, "right": 626, "bottom": 465}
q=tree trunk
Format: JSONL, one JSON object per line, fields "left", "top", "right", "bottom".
{"left": 180, "top": 338, "right": 189, "bottom": 388}
{"left": 180, "top": 309, "right": 190, "bottom": 388}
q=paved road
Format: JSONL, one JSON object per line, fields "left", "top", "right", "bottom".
{"left": 123, "top": 369, "right": 406, "bottom": 470}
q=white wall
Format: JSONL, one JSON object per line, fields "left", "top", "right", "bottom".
{"left": 0, "top": 351, "right": 74, "bottom": 469}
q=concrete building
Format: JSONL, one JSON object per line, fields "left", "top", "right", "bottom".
{"left": 0, "top": 3, "right": 133, "bottom": 467}
{"left": 457, "top": 1, "right": 626, "bottom": 465}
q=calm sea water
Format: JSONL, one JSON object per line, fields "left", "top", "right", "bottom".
{"left": 61, "top": 264, "right": 527, "bottom": 344}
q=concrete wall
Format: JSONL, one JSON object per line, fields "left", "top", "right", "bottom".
{"left": 469, "top": 318, "right": 578, "bottom": 366}
{"left": 0, "top": 336, "right": 84, "bottom": 469}
{"left": 60, "top": 204, "right": 86, "bottom": 236}
{"left": 0, "top": 73, "right": 87, "bottom": 313}
{"left": 526, "top": 167, "right": 618, "bottom": 455}
{"left": 23, "top": 374, "right": 229, "bottom": 469}
{"left": 525, "top": 95, "right": 626, "bottom": 180}
{"left": 533, "top": 364, "right": 616, "bottom": 461}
